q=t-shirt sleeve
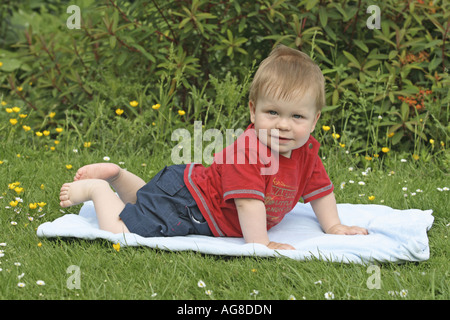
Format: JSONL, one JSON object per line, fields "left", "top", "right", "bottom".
{"left": 301, "top": 155, "right": 334, "bottom": 203}
{"left": 220, "top": 149, "right": 266, "bottom": 203}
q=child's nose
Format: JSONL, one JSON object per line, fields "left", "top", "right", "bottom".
{"left": 275, "top": 118, "right": 290, "bottom": 131}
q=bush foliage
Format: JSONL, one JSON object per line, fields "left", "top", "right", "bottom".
{"left": 0, "top": 0, "right": 449, "bottom": 164}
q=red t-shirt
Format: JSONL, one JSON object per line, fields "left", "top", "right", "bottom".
{"left": 184, "top": 124, "right": 333, "bottom": 237}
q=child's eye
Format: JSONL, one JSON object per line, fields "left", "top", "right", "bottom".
{"left": 293, "top": 114, "right": 303, "bottom": 119}
{"left": 268, "top": 110, "right": 278, "bottom": 116}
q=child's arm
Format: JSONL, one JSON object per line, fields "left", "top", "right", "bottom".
{"left": 310, "top": 192, "right": 368, "bottom": 235}
{"left": 234, "top": 198, "right": 295, "bottom": 250}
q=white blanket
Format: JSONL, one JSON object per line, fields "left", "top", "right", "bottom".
{"left": 36, "top": 202, "right": 434, "bottom": 264}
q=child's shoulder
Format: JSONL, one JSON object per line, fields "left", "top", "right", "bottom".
{"left": 295, "top": 135, "right": 320, "bottom": 157}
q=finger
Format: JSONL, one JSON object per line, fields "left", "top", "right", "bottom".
{"left": 350, "top": 226, "right": 368, "bottom": 235}
{"left": 268, "top": 242, "right": 296, "bottom": 250}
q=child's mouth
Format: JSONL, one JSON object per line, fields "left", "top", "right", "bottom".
{"left": 274, "top": 136, "right": 292, "bottom": 144}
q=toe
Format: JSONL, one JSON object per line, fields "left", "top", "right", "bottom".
{"left": 60, "top": 200, "right": 71, "bottom": 208}
{"left": 74, "top": 170, "right": 82, "bottom": 181}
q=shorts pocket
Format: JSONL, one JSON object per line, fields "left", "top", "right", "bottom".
{"left": 155, "top": 166, "right": 187, "bottom": 196}
{"left": 186, "top": 206, "right": 212, "bottom": 236}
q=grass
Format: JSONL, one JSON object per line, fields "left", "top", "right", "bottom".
{"left": 0, "top": 138, "right": 448, "bottom": 301}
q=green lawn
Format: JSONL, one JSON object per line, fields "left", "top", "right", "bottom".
{"left": 0, "top": 142, "right": 448, "bottom": 300}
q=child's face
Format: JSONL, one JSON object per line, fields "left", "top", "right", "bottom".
{"left": 249, "top": 91, "right": 320, "bottom": 158}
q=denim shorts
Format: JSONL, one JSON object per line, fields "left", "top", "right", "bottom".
{"left": 119, "top": 165, "right": 213, "bottom": 237}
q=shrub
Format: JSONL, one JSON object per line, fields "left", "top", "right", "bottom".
{"left": 0, "top": 0, "right": 448, "bottom": 162}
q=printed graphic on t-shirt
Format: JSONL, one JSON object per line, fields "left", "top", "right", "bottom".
{"left": 264, "top": 177, "right": 297, "bottom": 228}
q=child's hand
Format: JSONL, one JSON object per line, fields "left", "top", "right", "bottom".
{"left": 326, "top": 224, "right": 368, "bottom": 235}
{"left": 267, "top": 241, "right": 296, "bottom": 250}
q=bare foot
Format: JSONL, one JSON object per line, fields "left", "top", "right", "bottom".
{"left": 60, "top": 179, "right": 108, "bottom": 207}
{"left": 74, "top": 163, "right": 120, "bottom": 182}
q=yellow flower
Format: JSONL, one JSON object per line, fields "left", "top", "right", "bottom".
{"left": 22, "top": 125, "right": 31, "bottom": 132}
{"left": 29, "top": 203, "right": 38, "bottom": 210}
{"left": 56, "top": 128, "right": 63, "bottom": 133}
{"left": 14, "top": 187, "right": 24, "bottom": 194}
{"left": 331, "top": 133, "right": 340, "bottom": 139}
{"left": 178, "top": 110, "right": 186, "bottom": 116}
{"left": 84, "top": 142, "right": 91, "bottom": 148}
{"left": 368, "top": 195, "right": 375, "bottom": 201}
{"left": 381, "top": 147, "right": 390, "bottom": 153}
{"left": 322, "top": 125, "right": 331, "bottom": 131}
{"left": 66, "top": 164, "right": 73, "bottom": 169}
{"left": 19, "top": 114, "right": 27, "bottom": 118}
{"left": 54, "top": 140, "right": 60, "bottom": 145}
{"left": 49, "top": 112, "right": 56, "bottom": 118}
{"left": 9, "top": 182, "right": 20, "bottom": 189}
{"left": 129, "top": 100, "right": 138, "bottom": 107}
{"left": 37, "top": 202, "right": 47, "bottom": 207}
{"left": 9, "top": 119, "right": 18, "bottom": 125}
{"left": 17, "top": 86, "right": 23, "bottom": 92}
{"left": 1, "top": 101, "right": 6, "bottom": 106}
{"left": 36, "top": 132, "right": 43, "bottom": 137}
{"left": 364, "top": 155, "right": 373, "bottom": 161}
{"left": 387, "top": 132, "right": 395, "bottom": 138}
{"left": 0, "top": 62, "right": 2, "bottom": 67}
{"left": 113, "top": 242, "right": 120, "bottom": 252}
{"left": 50, "top": 146, "right": 55, "bottom": 151}
{"left": 152, "top": 104, "right": 161, "bottom": 110}
{"left": 412, "top": 154, "right": 419, "bottom": 160}
{"left": 37, "top": 242, "right": 42, "bottom": 247}
{"left": 43, "top": 130, "right": 50, "bottom": 136}
{"left": 440, "top": 141, "right": 445, "bottom": 147}
{"left": 429, "top": 139, "right": 434, "bottom": 144}
{"left": 12, "top": 106, "right": 20, "bottom": 113}
{"left": 40, "top": 184, "right": 45, "bottom": 190}
{"left": 373, "top": 153, "right": 379, "bottom": 158}
{"left": 339, "top": 143, "right": 345, "bottom": 148}
{"left": 6, "top": 108, "right": 13, "bottom": 113}
{"left": 115, "top": 108, "right": 124, "bottom": 115}
{"left": 10, "top": 200, "right": 19, "bottom": 207}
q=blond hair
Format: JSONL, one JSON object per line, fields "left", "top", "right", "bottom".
{"left": 249, "top": 45, "right": 325, "bottom": 111}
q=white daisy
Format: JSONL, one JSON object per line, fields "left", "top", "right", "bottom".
{"left": 324, "top": 291, "right": 335, "bottom": 300}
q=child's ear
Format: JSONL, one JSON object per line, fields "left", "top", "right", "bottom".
{"left": 249, "top": 100, "right": 256, "bottom": 124}
{"left": 311, "top": 111, "right": 321, "bottom": 133}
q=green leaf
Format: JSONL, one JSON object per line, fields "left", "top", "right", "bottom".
{"left": 109, "top": 36, "right": 116, "bottom": 49}
{"left": 363, "top": 59, "right": 381, "bottom": 70}
{"left": 179, "top": 17, "right": 191, "bottom": 29}
{"left": 343, "top": 51, "right": 361, "bottom": 69}
{"left": 318, "top": 7, "right": 328, "bottom": 28}
{"left": 306, "top": 0, "right": 319, "bottom": 11}
{"left": 428, "top": 57, "right": 441, "bottom": 72}
{"left": 388, "top": 50, "right": 398, "bottom": 60}
{"left": 0, "top": 59, "right": 21, "bottom": 72}
{"left": 353, "top": 39, "right": 368, "bottom": 53}
{"left": 391, "top": 131, "right": 403, "bottom": 145}
{"left": 401, "top": 103, "right": 409, "bottom": 121}
{"left": 131, "top": 44, "right": 156, "bottom": 63}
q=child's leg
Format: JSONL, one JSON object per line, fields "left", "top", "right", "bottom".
{"left": 74, "top": 163, "right": 146, "bottom": 204}
{"left": 60, "top": 179, "right": 130, "bottom": 234}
